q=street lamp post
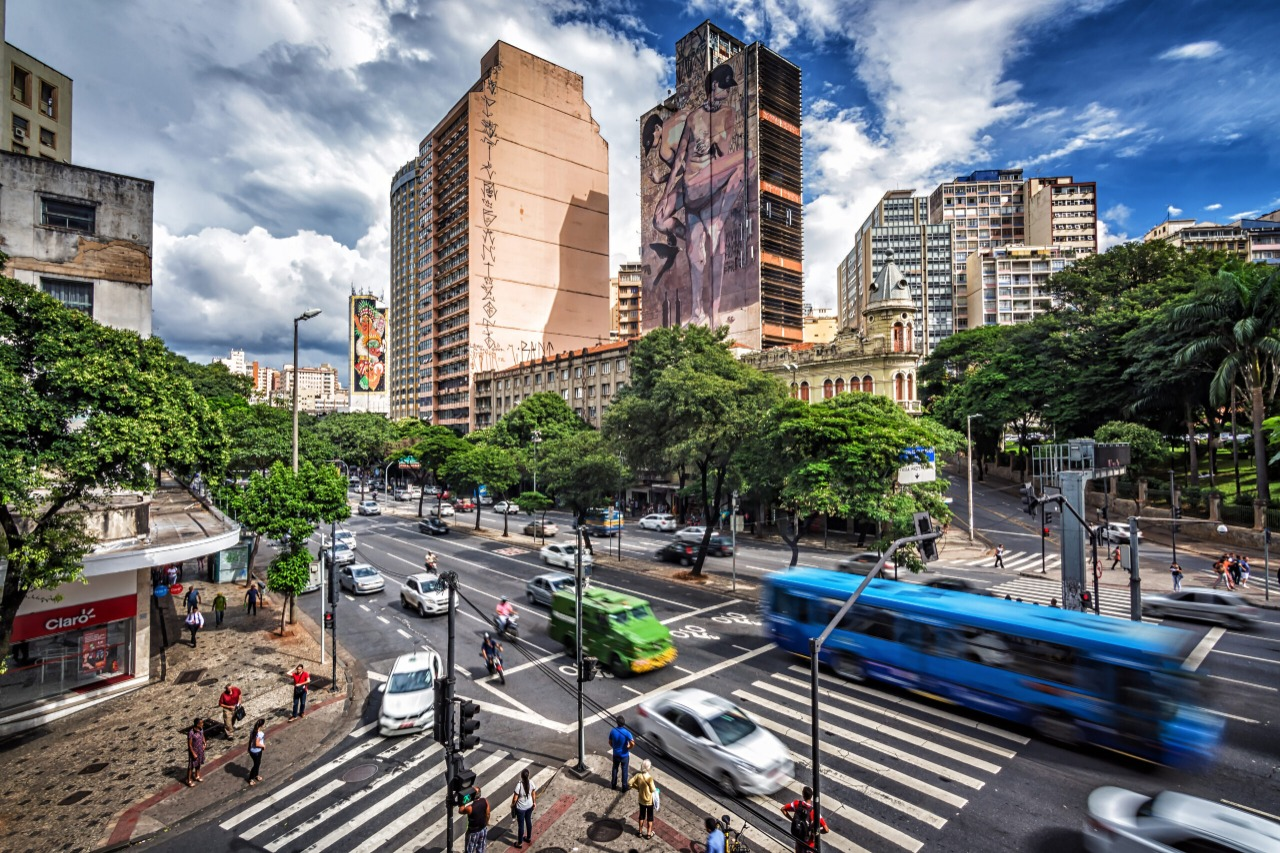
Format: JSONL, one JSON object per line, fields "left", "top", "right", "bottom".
{"left": 291, "top": 308, "right": 322, "bottom": 473}
{"left": 785, "top": 363, "right": 799, "bottom": 399}
{"left": 966, "top": 414, "right": 983, "bottom": 543}
{"left": 531, "top": 430, "right": 542, "bottom": 494}
{"left": 1169, "top": 469, "right": 1179, "bottom": 566}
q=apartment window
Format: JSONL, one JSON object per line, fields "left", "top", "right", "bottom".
{"left": 41, "top": 277, "right": 93, "bottom": 316}
{"left": 11, "top": 65, "right": 30, "bottom": 105}
{"left": 601, "top": 383, "right": 610, "bottom": 397}
{"left": 39, "top": 127, "right": 55, "bottom": 149}
{"left": 561, "top": 369, "right": 569, "bottom": 380}
{"left": 12, "top": 115, "right": 28, "bottom": 143}
{"left": 562, "top": 390, "right": 569, "bottom": 401}
{"left": 41, "top": 197, "right": 96, "bottom": 233}
{"left": 574, "top": 388, "right": 583, "bottom": 400}
{"left": 616, "top": 358, "right": 627, "bottom": 373}
{"left": 588, "top": 364, "right": 596, "bottom": 377}
{"left": 574, "top": 366, "right": 583, "bottom": 379}
{"left": 39, "top": 80, "right": 57, "bottom": 118}
{"left": 602, "top": 362, "right": 611, "bottom": 375}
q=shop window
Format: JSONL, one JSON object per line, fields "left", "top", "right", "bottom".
{"left": 1, "top": 612, "right": 135, "bottom": 713}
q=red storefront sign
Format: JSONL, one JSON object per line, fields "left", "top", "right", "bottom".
{"left": 12, "top": 595, "right": 138, "bottom": 642}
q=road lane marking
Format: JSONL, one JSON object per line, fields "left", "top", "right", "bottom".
{"left": 1221, "top": 800, "right": 1280, "bottom": 822}
{"left": 386, "top": 753, "right": 524, "bottom": 853}
{"left": 661, "top": 599, "right": 741, "bottom": 625}
{"left": 621, "top": 685, "right": 643, "bottom": 695}
{"left": 1194, "top": 706, "right": 1260, "bottom": 724}
{"left": 786, "top": 742, "right": 947, "bottom": 829}
{"left": 1208, "top": 673, "right": 1277, "bottom": 692}
{"left": 367, "top": 670, "right": 387, "bottom": 683}
{"left": 1211, "top": 649, "right": 1280, "bottom": 665}
{"left": 502, "top": 652, "right": 564, "bottom": 676}
{"left": 348, "top": 721, "right": 378, "bottom": 738}
{"left": 359, "top": 604, "right": 370, "bottom": 612}
{"left": 376, "top": 616, "right": 390, "bottom": 625}
{"left": 396, "top": 628, "right": 412, "bottom": 640}
{"left": 1185, "top": 627, "right": 1225, "bottom": 671}
{"left": 673, "top": 665, "right": 695, "bottom": 674}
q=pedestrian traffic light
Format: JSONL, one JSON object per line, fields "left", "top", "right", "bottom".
{"left": 1080, "top": 590, "right": 1092, "bottom": 611}
{"left": 912, "top": 512, "right": 940, "bottom": 562}
{"left": 1172, "top": 505, "right": 1182, "bottom": 534}
{"left": 323, "top": 610, "right": 334, "bottom": 630}
{"left": 458, "top": 698, "right": 480, "bottom": 751}
{"left": 1044, "top": 511, "right": 1056, "bottom": 526}
{"left": 1042, "top": 526, "right": 1050, "bottom": 538}
{"left": 432, "top": 681, "right": 449, "bottom": 745}
{"left": 579, "top": 656, "right": 599, "bottom": 683}
{"left": 448, "top": 756, "right": 477, "bottom": 807}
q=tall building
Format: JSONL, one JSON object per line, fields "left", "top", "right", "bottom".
{"left": 639, "top": 21, "right": 803, "bottom": 349}
{"left": 473, "top": 340, "right": 633, "bottom": 431}
{"left": 801, "top": 305, "right": 837, "bottom": 343}
{"left": 280, "top": 363, "right": 348, "bottom": 414}
{"left": 388, "top": 41, "right": 610, "bottom": 431}
{"left": 1143, "top": 214, "right": 1280, "bottom": 265}
{"left": 212, "top": 348, "right": 249, "bottom": 375}
{"left": 612, "top": 261, "right": 642, "bottom": 340}
{"left": 3, "top": 0, "right": 73, "bottom": 163}
{"left": 388, "top": 159, "right": 417, "bottom": 419}
{"left": 964, "top": 245, "right": 1073, "bottom": 328}
{"left": 349, "top": 293, "right": 389, "bottom": 415}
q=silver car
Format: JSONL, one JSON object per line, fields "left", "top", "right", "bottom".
{"left": 525, "top": 572, "right": 576, "bottom": 607}
{"left": 633, "top": 688, "right": 793, "bottom": 796}
{"left": 1142, "top": 590, "right": 1260, "bottom": 629}
{"left": 1084, "top": 785, "right": 1280, "bottom": 852}
{"left": 339, "top": 563, "right": 385, "bottom": 595}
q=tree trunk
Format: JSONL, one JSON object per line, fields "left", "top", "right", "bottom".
{"left": 1184, "top": 404, "right": 1198, "bottom": 487}
{"left": 777, "top": 510, "right": 809, "bottom": 568}
{"left": 1251, "top": 383, "right": 1270, "bottom": 507}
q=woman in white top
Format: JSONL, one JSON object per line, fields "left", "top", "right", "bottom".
{"left": 511, "top": 767, "right": 537, "bottom": 846}
{"left": 247, "top": 718, "right": 266, "bottom": 785}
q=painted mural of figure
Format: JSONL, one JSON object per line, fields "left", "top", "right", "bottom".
{"left": 660, "top": 63, "right": 747, "bottom": 326}
{"left": 642, "top": 104, "right": 692, "bottom": 319}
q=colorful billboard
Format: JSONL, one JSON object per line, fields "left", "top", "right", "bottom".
{"left": 640, "top": 37, "right": 759, "bottom": 342}
{"left": 351, "top": 296, "right": 387, "bottom": 393}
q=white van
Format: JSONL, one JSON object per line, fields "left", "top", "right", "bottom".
{"left": 378, "top": 650, "right": 444, "bottom": 736}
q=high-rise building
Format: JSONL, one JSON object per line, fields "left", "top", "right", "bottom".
{"left": 964, "top": 245, "right": 1074, "bottom": 327}
{"left": 280, "top": 363, "right": 347, "bottom": 414}
{"left": 212, "top": 349, "right": 249, "bottom": 375}
{"left": 388, "top": 159, "right": 417, "bottom": 419}
{"left": 612, "top": 261, "right": 642, "bottom": 340}
{"left": 2, "top": 0, "right": 73, "bottom": 164}
{"left": 388, "top": 41, "right": 610, "bottom": 431}
{"left": 639, "top": 21, "right": 803, "bottom": 349}
{"left": 349, "top": 293, "right": 389, "bottom": 415}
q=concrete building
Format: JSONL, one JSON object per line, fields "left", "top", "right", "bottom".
{"left": 473, "top": 340, "right": 632, "bottom": 431}
{"left": 388, "top": 41, "right": 611, "bottom": 431}
{"left": 801, "top": 305, "right": 838, "bottom": 344}
{"left": 252, "top": 364, "right": 279, "bottom": 402}
{"left": 348, "top": 293, "right": 389, "bottom": 415}
{"left": 1142, "top": 218, "right": 1197, "bottom": 243}
{"left": 1143, "top": 215, "right": 1280, "bottom": 265}
{"left": 212, "top": 348, "right": 249, "bottom": 375}
{"left": 3, "top": 0, "right": 73, "bottom": 164}
{"left": 280, "top": 363, "right": 348, "bottom": 414}
{"left": 1025, "top": 176, "right": 1098, "bottom": 258}
{"left": 964, "top": 245, "right": 1073, "bottom": 328}
{"left": 388, "top": 159, "right": 417, "bottom": 419}
{"left": 0, "top": 151, "right": 153, "bottom": 335}
{"left": 640, "top": 21, "right": 803, "bottom": 349}
{"left": 611, "top": 261, "right": 642, "bottom": 340}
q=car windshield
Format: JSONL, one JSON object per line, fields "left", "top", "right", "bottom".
{"left": 611, "top": 605, "right": 650, "bottom": 623}
{"left": 551, "top": 579, "right": 573, "bottom": 592}
{"left": 353, "top": 567, "right": 378, "bottom": 578}
{"left": 705, "top": 707, "right": 756, "bottom": 746}
{"left": 387, "top": 668, "right": 433, "bottom": 693}
{"left": 334, "top": 545, "right": 350, "bottom": 554}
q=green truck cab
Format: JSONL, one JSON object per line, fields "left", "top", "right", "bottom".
{"left": 548, "top": 587, "right": 677, "bottom": 677}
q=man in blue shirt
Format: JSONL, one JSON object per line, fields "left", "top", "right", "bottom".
{"left": 608, "top": 714, "right": 635, "bottom": 789}
{"left": 705, "top": 817, "right": 725, "bottom": 853}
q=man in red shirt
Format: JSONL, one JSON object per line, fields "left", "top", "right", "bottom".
{"left": 782, "top": 787, "right": 829, "bottom": 853}
{"left": 290, "top": 665, "right": 310, "bottom": 719}
{"left": 218, "top": 684, "right": 242, "bottom": 739}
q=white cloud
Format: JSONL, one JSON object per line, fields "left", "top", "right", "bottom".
{"left": 1158, "top": 41, "right": 1223, "bottom": 61}
{"left": 1096, "top": 217, "right": 1132, "bottom": 253}
{"left": 1167, "top": 205, "right": 1183, "bottom": 217}
{"left": 1103, "top": 203, "right": 1131, "bottom": 225}
{"left": 1227, "top": 210, "right": 1260, "bottom": 221}
{"left": 1204, "top": 203, "right": 1222, "bottom": 211}
{"left": 1016, "top": 103, "right": 1146, "bottom": 168}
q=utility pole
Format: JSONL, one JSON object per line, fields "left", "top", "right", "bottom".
{"left": 1169, "top": 470, "right": 1179, "bottom": 566}
{"left": 328, "top": 526, "right": 339, "bottom": 690}
{"left": 574, "top": 528, "right": 587, "bottom": 772}
{"left": 442, "top": 570, "right": 459, "bottom": 853}
{"left": 1127, "top": 517, "right": 1142, "bottom": 622}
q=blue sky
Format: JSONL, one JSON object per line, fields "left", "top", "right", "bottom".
{"left": 11, "top": 0, "right": 1278, "bottom": 370}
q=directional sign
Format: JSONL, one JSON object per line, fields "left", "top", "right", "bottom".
{"left": 897, "top": 446, "right": 937, "bottom": 484}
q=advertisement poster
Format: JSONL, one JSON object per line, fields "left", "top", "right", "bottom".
{"left": 80, "top": 627, "right": 108, "bottom": 674}
{"left": 352, "top": 297, "right": 387, "bottom": 393}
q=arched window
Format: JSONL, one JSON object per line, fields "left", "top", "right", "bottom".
{"left": 905, "top": 324, "right": 914, "bottom": 352}
{"left": 823, "top": 379, "right": 833, "bottom": 399}
{"left": 895, "top": 373, "right": 905, "bottom": 401}
{"left": 862, "top": 375, "right": 873, "bottom": 393}
{"left": 893, "top": 323, "right": 905, "bottom": 353}
{"left": 835, "top": 378, "right": 845, "bottom": 395}
{"left": 907, "top": 373, "right": 915, "bottom": 400}
{"left": 800, "top": 381, "right": 810, "bottom": 402}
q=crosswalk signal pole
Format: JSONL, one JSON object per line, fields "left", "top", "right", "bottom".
{"left": 442, "top": 570, "right": 459, "bottom": 853}
{"left": 574, "top": 528, "right": 587, "bottom": 773}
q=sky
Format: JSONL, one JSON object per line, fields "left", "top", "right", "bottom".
{"left": 10, "top": 0, "right": 1279, "bottom": 373}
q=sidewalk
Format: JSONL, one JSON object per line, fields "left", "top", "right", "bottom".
{"left": 0, "top": 573, "right": 361, "bottom": 853}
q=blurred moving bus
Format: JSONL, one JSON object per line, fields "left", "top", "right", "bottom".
{"left": 762, "top": 569, "right": 1222, "bottom": 769}
{"left": 580, "top": 507, "right": 624, "bottom": 537}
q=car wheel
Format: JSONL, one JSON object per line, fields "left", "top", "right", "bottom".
{"left": 542, "top": 555, "right": 550, "bottom": 565}
{"left": 1032, "top": 713, "right": 1080, "bottom": 746}
{"left": 419, "top": 602, "right": 428, "bottom": 618}
{"left": 831, "top": 653, "right": 866, "bottom": 682}
{"left": 717, "top": 771, "right": 738, "bottom": 797}
{"left": 680, "top": 556, "right": 691, "bottom": 567}
{"left": 527, "top": 591, "right": 535, "bottom": 604}
{"left": 611, "top": 655, "right": 630, "bottom": 678}
{"left": 648, "top": 735, "right": 666, "bottom": 757}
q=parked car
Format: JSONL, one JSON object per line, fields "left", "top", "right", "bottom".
{"left": 418, "top": 517, "right": 450, "bottom": 536}
{"left": 655, "top": 541, "right": 698, "bottom": 566}
{"left": 525, "top": 571, "right": 576, "bottom": 607}
{"left": 339, "top": 563, "right": 385, "bottom": 595}
{"left": 1098, "top": 522, "right": 1143, "bottom": 544}
{"left": 540, "top": 543, "right": 593, "bottom": 573}
{"left": 674, "top": 526, "right": 707, "bottom": 543}
{"left": 493, "top": 501, "right": 520, "bottom": 515}
{"left": 523, "top": 519, "right": 559, "bottom": 537}
{"left": 357, "top": 500, "right": 381, "bottom": 516}
{"left": 1142, "top": 589, "right": 1260, "bottom": 629}
{"left": 378, "top": 650, "right": 444, "bottom": 736}
{"left": 922, "top": 577, "right": 988, "bottom": 595}
{"left": 1083, "top": 785, "right": 1280, "bottom": 852}
{"left": 453, "top": 498, "right": 476, "bottom": 511}
{"left": 429, "top": 502, "right": 456, "bottom": 517}
{"left": 633, "top": 688, "right": 793, "bottom": 795}
{"left": 400, "top": 572, "right": 453, "bottom": 617}
{"left": 835, "top": 551, "right": 894, "bottom": 576}
{"left": 394, "top": 487, "right": 420, "bottom": 501}
{"left": 638, "top": 513, "right": 678, "bottom": 532}
{"left": 324, "top": 543, "right": 356, "bottom": 568}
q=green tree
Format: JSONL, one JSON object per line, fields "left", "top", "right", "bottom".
{"left": 164, "top": 353, "right": 254, "bottom": 405}
{"left": 1093, "top": 421, "right": 1169, "bottom": 475}
{"left": 314, "top": 412, "right": 397, "bottom": 491}
{"left": 441, "top": 444, "right": 519, "bottom": 532}
{"left": 1174, "top": 261, "right": 1280, "bottom": 506}
{"left": 539, "top": 432, "right": 630, "bottom": 545}
{"left": 0, "top": 276, "right": 229, "bottom": 668}
{"left": 409, "top": 425, "right": 468, "bottom": 517}
{"left": 491, "top": 392, "right": 589, "bottom": 448}
{"left": 514, "top": 491, "right": 553, "bottom": 542}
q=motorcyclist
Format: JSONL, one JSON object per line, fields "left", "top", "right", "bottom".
{"left": 424, "top": 552, "right": 438, "bottom": 574}
{"left": 480, "top": 632, "right": 502, "bottom": 672}
{"left": 495, "top": 597, "right": 517, "bottom": 635}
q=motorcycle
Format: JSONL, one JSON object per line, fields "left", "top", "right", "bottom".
{"left": 482, "top": 648, "right": 506, "bottom": 685}
{"left": 496, "top": 612, "right": 520, "bottom": 641}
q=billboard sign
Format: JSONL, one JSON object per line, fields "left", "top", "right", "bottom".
{"left": 352, "top": 296, "right": 387, "bottom": 393}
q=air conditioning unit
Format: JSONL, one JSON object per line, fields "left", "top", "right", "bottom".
{"left": 13, "top": 127, "right": 25, "bottom": 140}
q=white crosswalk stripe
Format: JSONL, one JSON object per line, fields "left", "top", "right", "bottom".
{"left": 950, "top": 549, "right": 1061, "bottom": 572}
{"left": 986, "top": 575, "right": 1153, "bottom": 621}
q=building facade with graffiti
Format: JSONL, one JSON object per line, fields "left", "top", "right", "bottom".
{"left": 349, "top": 293, "right": 390, "bottom": 414}
{"left": 389, "top": 41, "right": 611, "bottom": 431}
{"left": 639, "top": 21, "right": 803, "bottom": 350}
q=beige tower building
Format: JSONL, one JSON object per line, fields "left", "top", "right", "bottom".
{"left": 389, "top": 41, "right": 610, "bottom": 431}
{"left": 2, "top": 1, "right": 73, "bottom": 163}
{"left": 964, "top": 245, "right": 1073, "bottom": 328}
{"left": 611, "top": 261, "right": 642, "bottom": 340}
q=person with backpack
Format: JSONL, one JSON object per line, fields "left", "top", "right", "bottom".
{"left": 782, "top": 786, "right": 829, "bottom": 853}
{"left": 459, "top": 783, "right": 490, "bottom": 853}
{"left": 628, "top": 758, "right": 657, "bottom": 839}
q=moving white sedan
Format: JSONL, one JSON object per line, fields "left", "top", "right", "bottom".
{"left": 539, "top": 543, "right": 593, "bottom": 573}
{"left": 1084, "top": 785, "right": 1280, "bottom": 852}
{"left": 357, "top": 500, "right": 381, "bottom": 516}
{"left": 638, "top": 513, "right": 678, "bottom": 532}
{"left": 674, "top": 525, "right": 707, "bottom": 543}
{"left": 428, "top": 502, "right": 456, "bottom": 517}
{"left": 493, "top": 501, "right": 521, "bottom": 515}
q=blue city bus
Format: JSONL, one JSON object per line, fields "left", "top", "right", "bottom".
{"left": 762, "top": 569, "right": 1223, "bottom": 769}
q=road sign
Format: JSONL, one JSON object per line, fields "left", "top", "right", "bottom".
{"left": 897, "top": 447, "right": 936, "bottom": 484}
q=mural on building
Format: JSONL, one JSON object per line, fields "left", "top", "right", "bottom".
{"left": 352, "top": 297, "right": 387, "bottom": 392}
{"left": 640, "top": 45, "right": 758, "bottom": 341}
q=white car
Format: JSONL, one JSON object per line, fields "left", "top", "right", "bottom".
{"left": 1098, "top": 522, "right": 1142, "bottom": 544}
{"left": 378, "top": 650, "right": 444, "bottom": 736}
{"left": 429, "top": 502, "right": 456, "bottom": 517}
{"left": 357, "top": 500, "right": 381, "bottom": 516}
{"left": 1084, "top": 785, "right": 1280, "bottom": 852}
{"left": 339, "top": 563, "right": 385, "bottom": 595}
{"left": 540, "top": 543, "right": 593, "bottom": 573}
{"left": 1142, "top": 590, "right": 1260, "bottom": 630}
{"left": 634, "top": 688, "right": 793, "bottom": 795}
{"left": 401, "top": 572, "right": 453, "bottom": 617}
{"left": 493, "top": 501, "right": 520, "bottom": 515}
{"left": 675, "top": 526, "right": 707, "bottom": 543}
{"left": 323, "top": 529, "right": 357, "bottom": 551}
{"left": 638, "top": 513, "right": 678, "bottom": 532}
{"left": 394, "top": 487, "right": 420, "bottom": 501}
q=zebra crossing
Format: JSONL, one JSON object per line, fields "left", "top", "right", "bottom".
{"left": 953, "top": 549, "right": 1062, "bottom": 573}
{"left": 985, "top": 574, "right": 1150, "bottom": 621}
{"left": 659, "top": 665, "right": 1029, "bottom": 853}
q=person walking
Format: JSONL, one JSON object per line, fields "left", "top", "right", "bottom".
{"left": 247, "top": 718, "right": 266, "bottom": 785}
{"left": 185, "top": 607, "right": 204, "bottom": 648}
{"left": 993, "top": 544, "right": 1005, "bottom": 570}
{"left": 459, "top": 783, "right": 490, "bottom": 853}
{"left": 245, "top": 583, "right": 261, "bottom": 616}
{"left": 212, "top": 591, "right": 227, "bottom": 626}
{"left": 782, "top": 786, "right": 829, "bottom": 853}
{"left": 1170, "top": 562, "right": 1184, "bottom": 592}
{"left": 1109, "top": 546, "right": 1122, "bottom": 571}
{"left": 608, "top": 714, "right": 635, "bottom": 789}
{"left": 186, "top": 717, "right": 206, "bottom": 787}
{"left": 628, "top": 758, "right": 657, "bottom": 839}
{"left": 706, "top": 816, "right": 726, "bottom": 853}
{"left": 511, "top": 767, "right": 537, "bottom": 846}
{"left": 218, "top": 684, "right": 242, "bottom": 739}
{"left": 185, "top": 585, "right": 202, "bottom": 615}
{"left": 1240, "top": 555, "right": 1251, "bottom": 587}
{"left": 289, "top": 664, "right": 311, "bottom": 719}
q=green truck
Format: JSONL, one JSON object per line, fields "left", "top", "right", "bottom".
{"left": 548, "top": 587, "right": 677, "bottom": 677}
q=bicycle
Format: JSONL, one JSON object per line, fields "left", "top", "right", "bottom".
{"left": 718, "top": 814, "right": 750, "bottom": 853}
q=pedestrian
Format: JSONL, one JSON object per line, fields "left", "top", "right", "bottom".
{"left": 1171, "top": 562, "right": 1184, "bottom": 592}
{"left": 185, "top": 607, "right": 204, "bottom": 647}
{"left": 782, "top": 786, "right": 829, "bottom": 853}
{"left": 212, "top": 591, "right": 227, "bottom": 626}
{"left": 706, "top": 816, "right": 726, "bottom": 853}
{"left": 1240, "top": 555, "right": 1251, "bottom": 587}
{"left": 289, "top": 664, "right": 310, "bottom": 719}
{"left": 628, "top": 758, "right": 657, "bottom": 839}
{"left": 166, "top": 564, "right": 179, "bottom": 586}
{"left": 511, "top": 767, "right": 536, "bottom": 846}
{"left": 218, "top": 684, "right": 243, "bottom": 739}
{"left": 1110, "top": 546, "right": 1122, "bottom": 571}
{"left": 459, "top": 783, "right": 490, "bottom": 853}
{"left": 993, "top": 544, "right": 1005, "bottom": 570}
{"left": 184, "top": 584, "right": 201, "bottom": 614}
{"left": 186, "top": 717, "right": 205, "bottom": 787}
{"left": 1049, "top": 597, "right": 1059, "bottom": 608}
{"left": 608, "top": 714, "right": 635, "bottom": 789}
{"left": 1004, "top": 594, "right": 1013, "bottom": 601}
{"left": 1229, "top": 554, "right": 1243, "bottom": 588}
{"left": 246, "top": 583, "right": 261, "bottom": 616}
{"left": 247, "top": 718, "right": 266, "bottom": 785}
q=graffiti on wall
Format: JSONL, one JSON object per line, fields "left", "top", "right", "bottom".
{"left": 509, "top": 340, "right": 556, "bottom": 365}
{"left": 352, "top": 297, "right": 387, "bottom": 392}
{"left": 477, "top": 61, "right": 502, "bottom": 353}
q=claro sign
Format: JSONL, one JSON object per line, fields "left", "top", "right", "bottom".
{"left": 12, "top": 595, "right": 137, "bottom": 642}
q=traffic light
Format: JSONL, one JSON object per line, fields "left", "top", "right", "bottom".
{"left": 448, "top": 756, "right": 477, "bottom": 807}
{"left": 1019, "top": 483, "right": 1039, "bottom": 516}
{"left": 1044, "top": 511, "right": 1056, "bottom": 526}
{"left": 912, "top": 512, "right": 940, "bottom": 562}
{"left": 432, "top": 681, "right": 449, "bottom": 745}
{"left": 1042, "top": 526, "right": 1050, "bottom": 538}
{"left": 1080, "top": 590, "right": 1092, "bottom": 611}
{"left": 323, "top": 610, "right": 334, "bottom": 630}
{"left": 579, "top": 656, "right": 599, "bottom": 682}
{"left": 458, "top": 698, "right": 480, "bottom": 751}
{"left": 1172, "top": 505, "right": 1182, "bottom": 534}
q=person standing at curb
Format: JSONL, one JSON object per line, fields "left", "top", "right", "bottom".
{"left": 459, "top": 783, "right": 490, "bottom": 853}
{"left": 511, "top": 767, "right": 536, "bottom": 846}
{"left": 993, "top": 544, "right": 1005, "bottom": 570}
{"left": 782, "top": 786, "right": 829, "bottom": 853}
{"left": 608, "top": 714, "right": 635, "bottom": 789}
{"left": 212, "top": 591, "right": 227, "bottom": 626}
{"left": 246, "top": 583, "right": 261, "bottom": 616}
{"left": 1170, "top": 562, "right": 1184, "bottom": 592}
{"left": 247, "top": 718, "right": 266, "bottom": 786}
{"left": 290, "top": 664, "right": 311, "bottom": 719}
{"left": 186, "top": 718, "right": 205, "bottom": 787}
{"left": 628, "top": 758, "right": 657, "bottom": 839}
{"left": 705, "top": 816, "right": 726, "bottom": 853}
{"left": 185, "top": 607, "right": 204, "bottom": 647}
{"left": 218, "top": 684, "right": 242, "bottom": 739}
